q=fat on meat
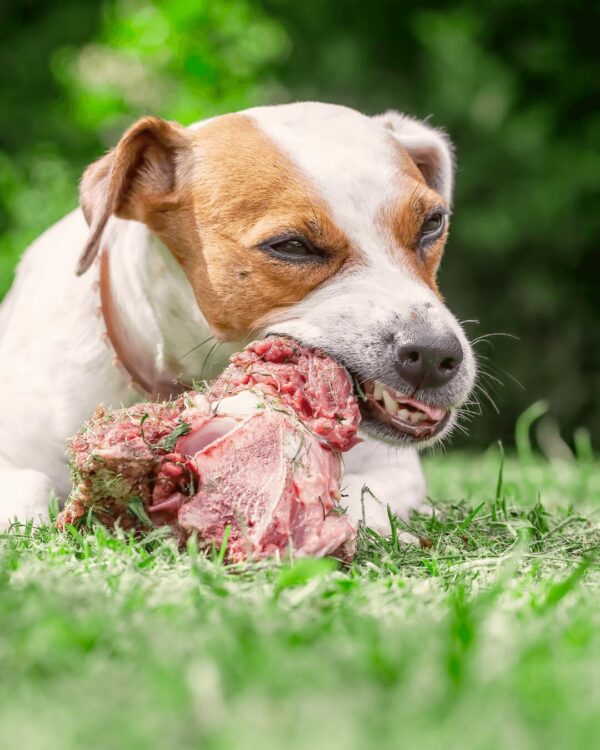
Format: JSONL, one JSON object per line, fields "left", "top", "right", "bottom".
{"left": 57, "top": 338, "right": 361, "bottom": 562}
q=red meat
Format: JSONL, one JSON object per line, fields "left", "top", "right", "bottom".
{"left": 57, "top": 338, "right": 361, "bottom": 562}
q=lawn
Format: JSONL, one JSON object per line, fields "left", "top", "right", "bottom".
{"left": 1, "top": 445, "right": 599, "bottom": 750}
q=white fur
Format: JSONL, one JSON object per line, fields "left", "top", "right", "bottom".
{"left": 0, "top": 102, "right": 474, "bottom": 534}
{"left": 372, "top": 110, "right": 455, "bottom": 203}
{"left": 342, "top": 440, "right": 429, "bottom": 544}
{"left": 0, "top": 212, "right": 235, "bottom": 527}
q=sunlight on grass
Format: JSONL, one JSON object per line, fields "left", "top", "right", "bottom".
{"left": 1, "top": 452, "right": 599, "bottom": 750}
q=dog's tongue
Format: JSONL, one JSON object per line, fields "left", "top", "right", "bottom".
{"left": 398, "top": 397, "right": 446, "bottom": 422}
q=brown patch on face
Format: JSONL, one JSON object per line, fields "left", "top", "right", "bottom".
{"left": 145, "top": 114, "right": 355, "bottom": 339}
{"left": 378, "top": 138, "right": 449, "bottom": 296}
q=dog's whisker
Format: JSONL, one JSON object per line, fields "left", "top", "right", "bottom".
{"left": 198, "top": 341, "right": 223, "bottom": 382}
{"left": 474, "top": 352, "right": 525, "bottom": 392}
{"left": 476, "top": 369, "right": 504, "bottom": 388}
{"left": 481, "top": 361, "right": 524, "bottom": 392}
{"left": 461, "top": 403, "right": 483, "bottom": 417}
{"left": 178, "top": 335, "right": 216, "bottom": 362}
{"left": 471, "top": 331, "right": 519, "bottom": 347}
{"left": 453, "top": 422, "right": 470, "bottom": 436}
{"left": 473, "top": 383, "right": 500, "bottom": 415}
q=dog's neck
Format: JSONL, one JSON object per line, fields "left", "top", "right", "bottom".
{"left": 101, "top": 219, "right": 238, "bottom": 394}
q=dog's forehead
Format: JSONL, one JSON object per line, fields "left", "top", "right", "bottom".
{"left": 243, "top": 102, "right": 420, "bottom": 240}
{"left": 186, "top": 103, "right": 434, "bottom": 283}
{"left": 244, "top": 102, "right": 407, "bottom": 185}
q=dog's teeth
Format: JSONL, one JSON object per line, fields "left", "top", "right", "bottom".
{"left": 373, "top": 382, "right": 384, "bottom": 401}
{"left": 409, "top": 411, "right": 423, "bottom": 424}
{"left": 382, "top": 390, "right": 399, "bottom": 414}
{"left": 398, "top": 408, "right": 410, "bottom": 421}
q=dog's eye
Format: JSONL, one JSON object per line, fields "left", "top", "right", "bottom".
{"left": 419, "top": 211, "right": 447, "bottom": 245}
{"left": 260, "top": 235, "right": 325, "bottom": 263}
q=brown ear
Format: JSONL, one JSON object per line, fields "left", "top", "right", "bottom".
{"left": 77, "top": 116, "right": 188, "bottom": 275}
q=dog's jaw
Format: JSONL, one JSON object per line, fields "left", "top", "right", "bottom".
{"left": 263, "top": 266, "right": 476, "bottom": 448}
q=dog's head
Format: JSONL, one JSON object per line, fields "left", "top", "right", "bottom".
{"left": 78, "top": 102, "right": 475, "bottom": 446}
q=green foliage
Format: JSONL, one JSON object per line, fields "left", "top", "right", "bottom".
{"left": 0, "top": 0, "right": 597, "bottom": 448}
{"left": 1, "top": 453, "right": 600, "bottom": 749}
{"left": 127, "top": 496, "right": 154, "bottom": 528}
{"left": 0, "top": 0, "right": 286, "bottom": 299}
{"left": 51, "top": 0, "right": 288, "bottom": 139}
{"left": 157, "top": 421, "right": 191, "bottom": 452}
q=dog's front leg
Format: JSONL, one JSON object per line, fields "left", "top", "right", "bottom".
{"left": 0, "top": 456, "right": 54, "bottom": 530}
{"left": 341, "top": 436, "right": 430, "bottom": 541}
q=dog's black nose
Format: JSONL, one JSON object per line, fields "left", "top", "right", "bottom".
{"left": 395, "top": 332, "right": 463, "bottom": 389}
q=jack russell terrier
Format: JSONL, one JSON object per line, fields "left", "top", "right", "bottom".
{"left": 0, "top": 102, "right": 476, "bottom": 534}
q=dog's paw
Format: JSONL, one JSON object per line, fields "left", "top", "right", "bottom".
{"left": 341, "top": 470, "right": 428, "bottom": 540}
{"left": 412, "top": 499, "right": 435, "bottom": 517}
{"left": 0, "top": 468, "right": 54, "bottom": 530}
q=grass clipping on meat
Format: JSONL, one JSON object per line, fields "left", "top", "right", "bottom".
{"left": 57, "top": 338, "right": 361, "bottom": 562}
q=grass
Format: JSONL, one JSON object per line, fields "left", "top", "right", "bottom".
{"left": 1, "top": 445, "right": 600, "bottom": 750}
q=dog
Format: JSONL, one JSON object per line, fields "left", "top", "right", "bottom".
{"left": 0, "top": 102, "right": 476, "bottom": 535}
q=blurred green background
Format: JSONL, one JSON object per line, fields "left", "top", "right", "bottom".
{"left": 1, "top": 0, "right": 598, "bottom": 450}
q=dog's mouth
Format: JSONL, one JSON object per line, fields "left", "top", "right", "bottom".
{"left": 263, "top": 333, "right": 453, "bottom": 443}
{"left": 358, "top": 379, "right": 450, "bottom": 441}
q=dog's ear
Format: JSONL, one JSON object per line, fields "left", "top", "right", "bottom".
{"left": 373, "top": 111, "right": 455, "bottom": 205}
{"left": 77, "top": 116, "right": 188, "bottom": 275}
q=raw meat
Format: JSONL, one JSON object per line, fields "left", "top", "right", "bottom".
{"left": 56, "top": 338, "right": 361, "bottom": 562}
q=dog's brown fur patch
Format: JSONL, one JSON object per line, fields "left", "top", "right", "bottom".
{"left": 378, "top": 140, "right": 449, "bottom": 295}
{"left": 80, "top": 113, "right": 449, "bottom": 336}
{"left": 147, "top": 114, "right": 356, "bottom": 338}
